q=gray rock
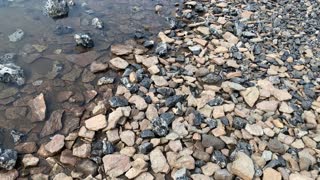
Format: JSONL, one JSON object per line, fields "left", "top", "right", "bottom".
{"left": 0, "top": 63, "right": 25, "bottom": 86}
{"left": 188, "top": 45, "right": 201, "bottom": 55}
{"left": 155, "top": 42, "right": 168, "bottom": 56}
{"left": 74, "top": 33, "right": 94, "bottom": 48}
{"left": 0, "top": 148, "right": 17, "bottom": 170}
{"left": 8, "top": 29, "right": 24, "bottom": 42}
{"left": 201, "top": 134, "right": 225, "bottom": 149}
{"left": 175, "top": 168, "right": 188, "bottom": 180}
{"left": 92, "top": 18, "right": 103, "bottom": 29}
{"left": 45, "top": 0, "right": 69, "bottom": 18}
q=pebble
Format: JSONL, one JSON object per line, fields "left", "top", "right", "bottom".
{"left": 150, "top": 148, "right": 170, "bottom": 173}
{"left": 84, "top": 114, "right": 107, "bottom": 131}
{"left": 231, "top": 152, "right": 254, "bottom": 180}
{"left": 110, "top": 57, "right": 129, "bottom": 69}
{"left": 45, "top": 134, "right": 65, "bottom": 154}
{"left": 103, "top": 154, "right": 131, "bottom": 178}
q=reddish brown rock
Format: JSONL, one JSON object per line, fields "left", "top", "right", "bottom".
{"left": 44, "top": 134, "right": 65, "bottom": 154}
{"left": 40, "top": 110, "right": 64, "bottom": 137}
{"left": 28, "top": 93, "right": 46, "bottom": 122}
{"left": 103, "top": 154, "right": 131, "bottom": 177}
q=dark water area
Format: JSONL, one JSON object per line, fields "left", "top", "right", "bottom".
{"left": 0, "top": 0, "right": 179, "bottom": 148}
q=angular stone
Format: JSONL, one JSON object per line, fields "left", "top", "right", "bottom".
{"left": 256, "top": 100, "right": 279, "bottom": 112}
{"left": 45, "top": 134, "right": 65, "bottom": 154}
{"left": 151, "top": 75, "right": 168, "bottom": 86}
{"left": 120, "top": 130, "right": 135, "bottom": 146}
{"left": 90, "top": 61, "right": 108, "bottom": 73}
{"left": 129, "top": 95, "right": 147, "bottom": 110}
{"left": 66, "top": 51, "right": 100, "bottom": 67}
{"left": 110, "top": 57, "right": 129, "bottom": 69}
{"left": 158, "top": 32, "right": 175, "bottom": 43}
{"left": 28, "top": 93, "right": 46, "bottom": 122}
{"left": 72, "top": 143, "right": 91, "bottom": 158}
{"left": 22, "top": 154, "right": 39, "bottom": 167}
{"left": 60, "top": 149, "right": 77, "bottom": 166}
{"left": 201, "top": 134, "right": 225, "bottom": 149}
{"left": 240, "top": 87, "right": 259, "bottom": 107}
{"left": 223, "top": 32, "right": 239, "bottom": 44}
{"left": 150, "top": 148, "right": 169, "bottom": 173}
{"left": 103, "top": 154, "right": 131, "bottom": 178}
{"left": 263, "top": 168, "right": 282, "bottom": 180}
{"left": 41, "top": 110, "right": 64, "bottom": 137}
{"left": 245, "top": 124, "right": 263, "bottom": 136}
{"left": 84, "top": 114, "right": 107, "bottom": 131}
{"left": 111, "top": 44, "right": 133, "bottom": 55}
{"left": 231, "top": 152, "right": 254, "bottom": 180}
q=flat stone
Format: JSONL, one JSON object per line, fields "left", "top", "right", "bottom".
{"left": 256, "top": 100, "right": 279, "bottom": 112}
{"left": 106, "top": 108, "right": 123, "bottom": 130}
{"left": 85, "top": 114, "right": 107, "bottom": 131}
{"left": 110, "top": 57, "right": 129, "bottom": 69}
{"left": 90, "top": 61, "right": 108, "bottom": 73}
{"left": 272, "top": 89, "right": 292, "bottom": 101}
{"left": 45, "top": 134, "right": 65, "bottom": 154}
{"left": 40, "top": 110, "right": 64, "bottom": 137}
{"left": 73, "top": 143, "right": 91, "bottom": 158}
{"left": 245, "top": 124, "right": 263, "bottom": 136}
{"left": 289, "top": 173, "right": 313, "bottom": 180}
{"left": 28, "top": 93, "right": 46, "bottom": 122}
{"left": 151, "top": 75, "right": 168, "bottom": 86}
{"left": 202, "top": 134, "right": 225, "bottom": 149}
{"left": 267, "top": 138, "right": 285, "bottom": 154}
{"left": 263, "top": 168, "right": 282, "bottom": 180}
{"left": 150, "top": 148, "right": 170, "bottom": 173}
{"left": 240, "top": 87, "right": 260, "bottom": 107}
{"left": 120, "top": 130, "right": 135, "bottom": 146}
{"left": 15, "top": 142, "right": 37, "bottom": 154}
{"left": 22, "top": 154, "right": 39, "bottom": 167}
{"left": 111, "top": 44, "right": 133, "bottom": 55}
{"left": 279, "top": 102, "right": 294, "bottom": 113}
{"left": 129, "top": 95, "right": 147, "bottom": 110}
{"left": 223, "top": 32, "right": 239, "bottom": 44}
{"left": 231, "top": 152, "right": 254, "bottom": 180}
{"left": 158, "top": 32, "right": 175, "bottom": 43}
{"left": 66, "top": 51, "right": 100, "bottom": 67}
{"left": 103, "top": 154, "right": 131, "bottom": 178}
{"left": 140, "top": 56, "right": 159, "bottom": 68}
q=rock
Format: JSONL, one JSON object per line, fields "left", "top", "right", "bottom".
{"left": 211, "top": 151, "right": 228, "bottom": 168}
{"left": 40, "top": 110, "right": 64, "bottom": 137}
{"left": 231, "top": 152, "right": 254, "bottom": 180}
{"left": 202, "top": 134, "right": 225, "bottom": 149}
{"left": 97, "top": 76, "right": 114, "bottom": 85}
{"left": 202, "top": 73, "right": 222, "bottom": 84}
{"left": 45, "top": 134, "right": 65, "bottom": 154}
{"left": 76, "top": 159, "right": 98, "bottom": 176}
{"left": 289, "top": 173, "right": 313, "bottom": 180}
{"left": 8, "top": 29, "right": 24, "bottom": 42}
{"left": 92, "top": 17, "right": 103, "bottom": 29}
{"left": 53, "top": 173, "right": 72, "bottom": 180}
{"left": 73, "top": 143, "right": 91, "bottom": 158}
{"left": 143, "top": 40, "right": 154, "bottom": 48}
{"left": 0, "top": 148, "right": 17, "bottom": 170}
{"left": 90, "top": 61, "right": 108, "bottom": 73}
{"left": 135, "top": 172, "right": 154, "bottom": 180}
{"left": 174, "top": 168, "right": 188, "bottom": 180}
{"left": 129, "top": 95, "right": 147, "bottom": 110}
{"left": 84, "top": 114, "right": 107, "bottom": 131}
{"left": 191, "top": 174, "right": 211, "bottom": 180}
{"left": 256, "top": 100, "right": 279, "bottom": 112}
{"left": 267, "top": 138, "right": 285, "bottom": 154}
{"left": 279, "top": 102, "right": 294, "bottom": 113}
{"left": 233, "top": 117, "right": 247, "bottom": 129}
{"left": 188, "top": 45, "right": 202, "bottom": 55}
{"left": 245, "top": 124, "right": 263, "bottom": 136}
{"left": 15, "top": 142, "right": 37, "bottom": 154}
{"left": 106, "top": 108, "right": 124, "bottom": 129}
{"left": 28, "top": 93, "right": 47, "bottom": 122}
{"left": 150, "top": 148, "right": 169, "bottom": 173}
{"left": 125, "top": 158, "right": 148, "bottom": 179}
{"left": 214, "top": 169, "right": 233, "bottom": 180}
{"left": 110, "top": 57, "right": 129, "bottom": 69}
{"left": 263, "top": 168, "right": 281, "bottom": 180}
{"left": 22, "top": 154, "right": 39, "bottom": 167}
{"left": 109, "top": 96, "right": 129, "bottom": 107}
{"left": 45, "top": 0, "right": 69, "bottom": 18}
{"left": 240, "top": 87, "right": 259, "bottom": 107}
{"left": 151, "top": 75, "right": 168, "bottom": 86}
{"left": 0, "top": 62, "right": 25, "bottom": 85}
{"left": 54, "top": 25, "right": 73, "bottom": 35}
{"left": 103, "top": 154, "right": 131, "bottom": 177}
{"left": 158, "top": 32, "right": 175, "bottom": 43}
{"left": 201, "top": 162, "right": 220, "bottom": 176}
{"left": 0, "top": 169, "right": 18, "bottom": 179}
{"left": 155, "top": 42, "right": 168, "bottom": 56}
{"left": 152, "top": 117, "right": 170, "bottom": 137}
{"left": 5, "top": 107, "right": 27, "bottom": 119}
{"left": 146, "top": 104, "right": 158, "bottom": 121}
{"left": 120, "top": 131, "right": 135, "bottom": 146}
{"left": 141, "top": 56, "right": 158, "bottom": 68}
{"left": 60, "top": 149, "right": 77, "bottom": 166}
{"left": 165, "top": 95, "right": 185, "bottom": 108}
{"left": 111, "top": 44, "right": 133, "bottom": 56}
{"left": 74, "top": 33, "right": 94, "bottom": 48}
{"left": 66, "top": 51, "right": 99, "bottom": 67}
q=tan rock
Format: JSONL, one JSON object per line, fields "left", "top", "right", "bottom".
{"left": 272, "top": 89, "right": 292, "bottom": 101}
{"left": 22, "top": 154, "right": 39, "bottom": 167}
{"left": 212, "top": 106, "right": 225, "bottom": 119}
{"left": 141, "top": 56, "right": 158, "bottom": 68}
{"left": 129, "top": 95, "right": 147, "bottom": 110}
{"left": 240, "top": 87, "right": 260, "bottom": 107}
{"left": 110, "top": 57, "right": 129, "bottom": 69}
{"left": 263, "top": 168, "right": 281, "bottom": 180}
{"left": 289, "top": 173, "right": 313, "bottom": 180}
{"left": 158, "top": 32, "right": 175, "bottom": 43}
{"left": 279, "top": 102, "right": 294, "bottom": 113}
{"left": 150, "top": 148, "right": 170, "bottom": 173}
{"left": 256, "top": 100, "right": 279, "bottom": 112}
{"left": 146, "top": 104, "right": 158, "bottom": 120}
{"left": 223, "top": 32, "right": 239, "bottom": 44}
{"left": 103, "top": 154, "right": 131, "bottom": 178}
{"left": 72, "top": 143, "right": 91, "bottom": 158}
{"left": 231, "top": 152, "right": 254, "bottom": 180}
{"left": 201, "top": 162, "right": 220, "bottom": 176}
{"left": 45, "top": 134, "right": 65, "bottom": 154}
{"left": 28, "top": 93, "right": 46, "bottom": 122}
{"left": 84, "top": 114, "right": 107, "bottom": 131}
{"left": 151, "top": 75, "right": 169, "bottom": 86}
{"left": 245, "top": 124, "right": 264, "bottom": 136}
{"left": 106, "top": 108, "right": 123, "bottom": 130}
{"left": 120, "top": 130, "right": 135, "bottom": 146}
{"left": 197, "top": 26, "right": 210, "bottom": 35}
{"left": 111, "top": 44, "right": 133, "bottom": 55}
{"left": 191, "top": 174, "right": 211, "bottom": 180}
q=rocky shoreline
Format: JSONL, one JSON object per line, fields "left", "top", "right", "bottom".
{"left": 1, "top": 0, "right": 320, "bottom": 180}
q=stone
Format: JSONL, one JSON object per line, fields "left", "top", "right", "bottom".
{"left": 0, "top": 170, "right": 19, "bottom": 180}
{"left": 245, "top": 124, "right": 263, "bottom": 136}
{"left": 45, "top": 134, "right": 65, "bottom": 154}
{"left": 111, "top": 44, "right": 133, "bottom": 56}
{"left": 0, "top": 63, "right": 25, "bottom": 86}
{"left": 146, "top": 104, "right": 158, "bottom": 120}
{"left": 15, "top": 142, "right": 37, "bottom": 154}
{"left": 53, "top": 173, "right": 72, "bottom": 180}
{"left": 223, "top": 32, "right": 239, "bottom": 44}
{"left": 155, "top": 42, "right": 168, "bottom": 56}
{"left": 66, "top": 51, "right": 99, "bottom": 67}
{"left": 40, "top": 110, "right": 64, "bottom": 137}
{"left": 240, "top": 87, "right": 259, "bottom": 107}
{"left": 191, "top": 174, "right": 211, "bottom": 180}
{"left": 74, "top": 33, "right": 94, "bottom": 48}
{"left": 272, "top": 89, "right": 292, "bottom": 101}
{"left": 120, "top": 130, "right": 135, "bottom": 146}
{"left": 158, "top": 32, "right": 175, "bottom": 43}
{"left": 8, "top": 29, "right": 24, "bottom": 42}
{"left": 231, "top": 152, "right": 254, "bottom": 180}
{"left": 267, "top": 138, "right": 285, "bottom": 154}
{"left": 263, "top": 168, "right": 281, "bottom": 180}
{"left": 109, "top": 96, "right": 129, "bottom": 107}
{"left": 188, "top": 45, "right": 202, "bottom": 55}
{"left": 140, "top": 56, "right": 158, "bottom": 68}
{"left": 28, "top": 93, "right": 46, "bottom": 122}
{"left": 125, "top": 158, "right": 148, "bottom": 179}
{"left": 72, "top": 143, "right": 91, "bottom": 158}
{"left": 60, "top": 149, "right": 77, "bottom": 166}
{"left": 110, "top": 57, "right": 129, "bottom": 69}
{"left": 0, "top": 148, "right": 17, "bottom": 170}
{"left": 76, "top": 159, "right": 98, "bottom": 176}
{"left": 256, "top": 100, "right": 279, "bottom": 112}
{"left": 289, "top": 173, "right": 313, "bottom": 180}
{"left": 201, "top": 134, "right": 225, "bottom": 149}
{"left": 150, "top": 148, "right": 170, "bottom": 173}
{"left": 91, "top": 17, "right": 103, "bottom": 29}
{"left": 85, "top": 114, "right": 107, "bottom": 131}
{"left": 135, "top": 172, "right": 154, "bottom": 180}
{"left": 22, "top": 154, "right": 39, "bottom": 167}
{"left": 214, "top": 169, "right": 233, "bottom": 180}
{"left": 45, "top": 0, "right": 69, "bottom": 18}
{"left": 202, "top": 162, "right": 220, "bottom": 176}
{"left": 174, "top": 168, "right": 188, "bottom": 180}
{"left": 151, "top": 75, "right": 168, "bottom": 86}
{"left": 106, "top": 108, "right": 123, "bottom": 129}
{"left": 90, "top": 61, "right": 108, "bottom": 73}
{"left": 129, "top": 95, "right": 147, "bottom": 110}
{"left": 279, "top": 102, "right": 294, "bottom": 113}
{"left": 103, "top": 154, "right": 131, "bottom": 177}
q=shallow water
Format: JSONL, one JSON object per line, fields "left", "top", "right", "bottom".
{"left": 0, "top": 0, "right": 178, "bottom": 148}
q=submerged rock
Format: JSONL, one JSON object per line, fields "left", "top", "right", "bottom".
{"left": 92, "top": 18, "right": 103, "bottom": 29}
{"left": 74, "top": 33, "right": 94, "bottom": 48}
{"left": 54, "top": 25, "right": 73, "bottom": 35}
{"left": 8, "top": 29, "right": 24, "bottom": 42}
{"left": 45, "top": 0, "right": 69, "bottom": 18}
{"left": 0, "top": 148, "right": 17, "bottom": 170}
{"left": 0, "top": 63, "right": 25, "bottom": 86}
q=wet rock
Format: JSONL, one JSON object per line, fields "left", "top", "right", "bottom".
{"left": 202, "top": 134, "right": 225, "bottom": 149}
{"left": 15, "top": 142, "right": 37, "bottom": 154}
{"left": 103, "top": 154, "right": 131, "bottom": 178}
{"left": 54, "top": 25, "right": 73, "bottom": 35}
{"left": 45, "top": 134, "right": 65, "bottom": 154}
{"left": 41, "top": 110, "right": 64, "bottom": 137}
{"left": 0, "top": 148, "right": 17, "bottom": 170}
{"left": 0, "top": 62, "right": 25, "bottom": 85}
{"left": 150, "top": 148, "right": 169, "bottom": 173}
{"left": 110, "top": 57, "right": 129, "bottom": 69}
{"left": 74, "top": 33, "right": 94, "bottom": 48}
{"left": 90, "top": 61, "right": 108, "bottom": 73}
{"left": 45, "top": 0, "right": 69, "bottom": 18}
{"left": 28, "top": 93, "right": 47, "bottom": 122}
{"left": 231, "top": 152, "right": 254, "bottom": 180}
{"left": 143, "top": 40, "right": 154, "bottom": 48}
{"left": 155, "top": 42, "right": 168, "bottom": 56}
{"left": 8, "top": 29, "right": 24, "bottom": 42}
{"left": 97, "top": 76, "right": 114, "bottom": 85}
{"left": 0, "top": 170, "right": 19, "bottom": 179}
{"left": 109, "top": 96, "right": 128, "bottom": 107}
{"left": 92, "top": 17, "right": 103, "bottom": 29}
{"left": 66, "top": 51, "right": 99, "bottom": 67}
{"left": 5, "top": 107, "right": 27, "bottom": 120}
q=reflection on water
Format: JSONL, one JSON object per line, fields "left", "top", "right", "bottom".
{"left": 0, "top": 0, "right": 178, "bottom": 148}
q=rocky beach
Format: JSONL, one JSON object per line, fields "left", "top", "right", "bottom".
{"left": 0, "top": 0, "right": 320, "bottom": 179}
